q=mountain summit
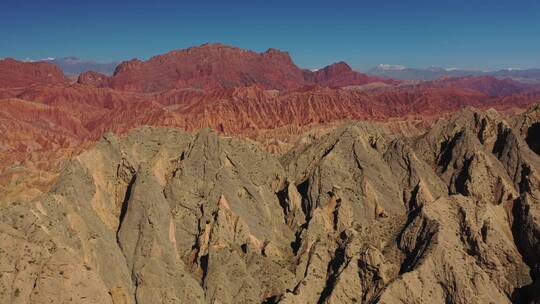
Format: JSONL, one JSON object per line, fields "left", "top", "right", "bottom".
{"left": 78, "top": 43, "right": 392, "bottom": 92}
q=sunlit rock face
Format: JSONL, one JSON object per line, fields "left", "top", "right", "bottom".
{"left": 2, "top": 104, "right": 540, "bottom": 303}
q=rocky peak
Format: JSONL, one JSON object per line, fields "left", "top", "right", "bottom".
{"left": 77, "top": 44, "right": 394, "bottom": 92}
{"left": 0, "top": 58, "right": 67, "bottom": 88}
{"left": 319, "top": 61, "right": 353, "bottom": 74}
{"left": 304, "top": 61, "right": 394, "bottom": 87}
{"left": 77, "top": 71, "right": 110, "bottom": 87}
{"left": 262, "top": 47, "right": 295, "bottom": 64}
{"left": 2, "top": 106, "right": 540, "bottom": 303}
{"left": 112, "top": 58, "right": 143, "bottom": 75}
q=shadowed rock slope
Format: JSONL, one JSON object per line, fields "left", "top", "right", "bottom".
{"left": 1, "top": 105, "right": 540, "bottom": 303}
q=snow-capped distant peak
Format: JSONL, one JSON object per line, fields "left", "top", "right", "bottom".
{"left": 378, "top": 64, "right": 406, "bottom": 71}
{"left": 22, "top": 57, "right": 55, "bottom": 62}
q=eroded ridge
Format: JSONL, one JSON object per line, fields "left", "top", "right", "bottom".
{"left": 1, "top": 104, "right": 540, "bottom": 303}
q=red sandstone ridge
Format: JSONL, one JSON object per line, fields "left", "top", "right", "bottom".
{"left": 1, "top": 82, "right": 538, "bottom": 140}
{"left": 106, "top": 43, "right": 307, "bottom": 91}
{"left": 1, "top": 78, "right": 539, "bottom": 202}
{"left": 0, "top": 58, "right": 67, "bottom": 88}
{"left": 2, "top": 43, "right": 540, "bottom": 204}
{"left": 304, "top": 61, "right": 397, "bottom": 87}
{"left": 84, "top": 43, "right": 390, "bottom": 92}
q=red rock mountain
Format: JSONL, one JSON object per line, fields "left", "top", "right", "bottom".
{"left": 78, "top": 44, "right": 393, "bottom": 92}
{"left": 2, "top": 82, "right": 537, "bottom": 199}
{"left": 0, "top": 58, "right": 67, "bottom": 88}
{"left": 2, "top": 47, "right": 540, "bottom": 203}
{"left": 303, "top": 61, "right": 393, "bottom": 87}
{"left": 3, "top": 44, "right": 540, "bottom": 304}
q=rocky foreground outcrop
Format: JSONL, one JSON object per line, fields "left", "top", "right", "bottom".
{"left": 1, "top": 105, "right": 540, "bottom": 303}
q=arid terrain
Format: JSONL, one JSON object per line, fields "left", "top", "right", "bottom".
{"left": 1, "top": 44, "right": 540, "bottom": 303}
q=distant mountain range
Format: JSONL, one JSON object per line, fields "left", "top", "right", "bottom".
{"left": 16, "top": 55, "right": 540, "bottom": 85}
{"left": 368, "top": 64, "right": 540, "bottom": 84}
{"left": 21, "top": 57, "right": 119, "bottom": 75}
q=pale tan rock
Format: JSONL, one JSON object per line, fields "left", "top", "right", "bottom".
{"left": 2, "top": 105, "right": 540, "bottom": 303}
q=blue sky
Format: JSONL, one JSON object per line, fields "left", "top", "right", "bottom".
{"left": 1, "top": 0, "right": 539, "bottom": 70}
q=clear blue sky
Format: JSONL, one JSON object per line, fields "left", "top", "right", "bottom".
{"left": 1, "top": 0, "right": 539, "bottom": 71}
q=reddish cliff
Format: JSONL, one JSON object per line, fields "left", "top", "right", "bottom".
{"left": 2, "top": 45, "right": 540, "bottom": 203}
{"left": 95, "top": 44, "right": 391, "bottom": 92}
{"left": 0, "top": 58, "right": 67, "bottom": 88}
{"left": 304, "top": 62, "right": 396, "bottom": 87}
{"left": 107, "top": 44, "right": 307, "bottom": 91}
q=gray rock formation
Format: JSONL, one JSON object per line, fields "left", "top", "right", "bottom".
{"left": 2, "top": 104, "right": 540, "bottom": 303}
